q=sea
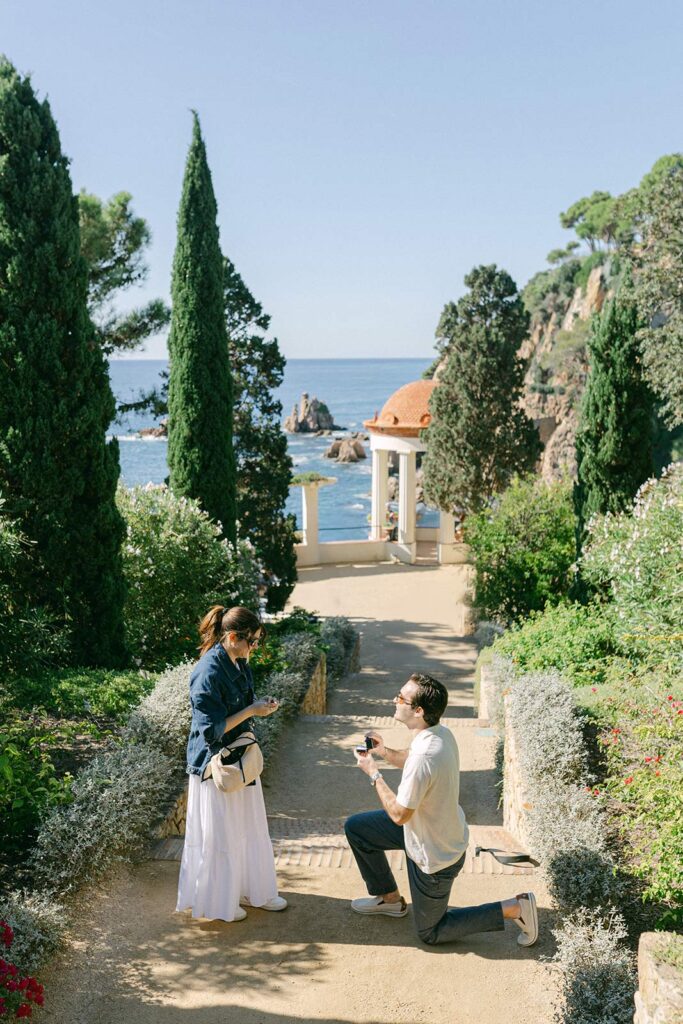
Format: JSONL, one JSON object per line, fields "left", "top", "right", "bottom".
{"left": 108, "top": 358, "right": 434, "bottom": 542}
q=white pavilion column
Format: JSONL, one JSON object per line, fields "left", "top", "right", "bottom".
{"left": 301, "top": 483, "right": 320, "bottom": 565}
{"left": 370, "top": 447, "right": 389, "bottom": 540}
{"left": 398, "top": 450, "right": 417, "bottom": 562}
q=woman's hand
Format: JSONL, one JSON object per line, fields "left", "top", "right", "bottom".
{"left": 251, "top": 697, "right": 279, "bottom": 717}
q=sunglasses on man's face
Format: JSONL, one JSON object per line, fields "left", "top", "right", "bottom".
{"left": 393, "top": 692, "right": 417, "bottom": 707}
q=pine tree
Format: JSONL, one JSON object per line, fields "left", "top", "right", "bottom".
{"left": 423, "top": 265, "right": 541, "bottom": 513}
{"left": 0, "top": 58, "right": 127, "bottom": 666}
{"left": 167, "top": 113, "right": 236, "bottom": 544}
{"left": 574, "top": 288, "right": 654, "bottom": 546}
{"left": 224, "top": 257, "right": 297, "bottom": 610}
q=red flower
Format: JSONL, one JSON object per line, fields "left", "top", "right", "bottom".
{"left": 645, "top": 756, "right": 652, "bottom": 762}
{"left": 655, "top": 771, "right": 661, "bottom": 776}
{"left": 624, "top": 777, "right": 634, "bottom": 785}
{"left": 16, "top": 1004, "right": 31, "bottom": 1018}
{"left": 667, "top": 695, "right": 674, "bottom": 701}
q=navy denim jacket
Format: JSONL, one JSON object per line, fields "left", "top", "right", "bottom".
{"left": 186, "top": 642, "right": 256, "bottom": 779}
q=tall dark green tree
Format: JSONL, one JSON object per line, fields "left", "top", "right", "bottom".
{"left": 574, "top": 288, "right": 654, "bottom": 548}
{"left": 423, "top": 265, "right": 541, "bottom": 513}
{"left": 223, "top": 257, "right": 297, "bottom": 610}
{"left": 78, "top": 190, "right": 170, "bottom": 358}
{"left": 0, "top": 58, "right": 127, "bottom": 666}
{"left": 167, "top": 113, "right": 237, "bottom": 544}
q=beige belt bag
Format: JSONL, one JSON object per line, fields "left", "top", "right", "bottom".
{"left": 208, "top": 731, "right": 264, "bottom": 793}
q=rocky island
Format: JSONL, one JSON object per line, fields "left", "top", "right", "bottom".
{"left": 283, "top": 393, "right": 343, "bottom": 433}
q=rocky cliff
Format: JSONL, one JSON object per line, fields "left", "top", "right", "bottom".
{"left": 520, "top": 263, "right": 612, "bottom": 482}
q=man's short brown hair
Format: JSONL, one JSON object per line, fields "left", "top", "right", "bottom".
{"left": 409, "top": 673, "right": 449, "bottom": 726}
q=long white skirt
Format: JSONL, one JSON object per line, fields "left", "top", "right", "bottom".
{"left": 176, "top": 773, "right": 279, "bottom": 921}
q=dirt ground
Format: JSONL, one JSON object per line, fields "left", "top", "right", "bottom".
{"left": 41, "top": 561, "right": 558, "bottom": 1024}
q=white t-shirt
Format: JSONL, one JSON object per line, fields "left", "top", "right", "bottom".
{"left": 396, "top": 724, "right": 469, "bottom": 874}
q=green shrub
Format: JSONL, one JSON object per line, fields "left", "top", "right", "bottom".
{"left": 591, "top": 667, "right": 683, "bottom": 926}
{"left": 0, "top": 712, "right": 73, "bottom": 866}
{"left": 581, "top": 464, "right": 683, "bottom": 662}
{"left": 117, "top": 484, "right": 260, "bottom": 669}
{"left": 29, "top": 741, "right": 179, "bottom": 895}
{"left": 493, "top": 601, "right": 617, "bottom": 687}
{"left": 0, "top": 498, "right": 70, "bottom": 675}
{"left": 574, "top": 250, "right": 607, "bottom": 292}
{"left": 465, "top": 477, "right": 576, "bottom": 624}
{"left": 6, "top": 668, "right": 155, "bottom": 722}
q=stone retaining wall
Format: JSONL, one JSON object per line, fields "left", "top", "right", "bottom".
{"left": 160, "top": 653, "right": 328, "bottom": 838}
{"left": 634, "top": 933, "right": 683, "bottom": 1024}
{"left": 502, "top": 690, "right": 534, "bottom": 854}
{"left": 300, "top": 652, "right": 327, "bottom": 715}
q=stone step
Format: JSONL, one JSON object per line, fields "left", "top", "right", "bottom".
{"left": 151, "top": 820, "right": 534, "bottom": 876}
{"left": 300, "top": 714, "right": 491, "bottom": 731}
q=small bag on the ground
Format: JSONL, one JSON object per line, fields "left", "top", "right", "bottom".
{"left": 210, "top": 731, "right": 263, "bottom": 792}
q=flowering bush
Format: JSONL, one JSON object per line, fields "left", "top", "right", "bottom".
{"left": 492, "top": 600, "right": 616, "bottom": 687}
{"left": 117, "top": 485, "right": 260, "bottom": 669}
{"left": 590, "top": 669, "right": 683, "bottom": 928}
{"left": 0, "top": 920, "right": 45, "bottom": 1018}
{"left": 464, "top": 476, "right": 576, "bottom": 624}
{"left": 581, "top": 464, "right": 683, "bottom": 660}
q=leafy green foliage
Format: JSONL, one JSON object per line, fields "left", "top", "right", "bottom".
{"left": 632, "top": 165, "right": 683, "bottom": 427}
{"left": 423, "top": 265, "right": 541, "bottom": 513}
{"left": 167, "top": 113, "right": 237, "bottom": 544}
{"left": 0, "top": 712, "right": 74, "bottom": 871}
{"left": 0, "top": 498, "right": 71, "bottom": 675}
{"left": 522, "top": 259, "right": 582, "bottom": 319}
{"left": 78, "top": 190, "right": 170, "bottom": 358}
{"left": 560, "top": 189, "right": 635, "bottom": 251}
{"left": 574, "top": 289, "right": 654, "bottom": 552}
{"left": 6, "top": 668, "right": 155, "bottom": 723}
{"left": 588, "top": 666, "right": 683, "bottom": 925}
{"left": 581, "top": 464, "right": 683, "bottom": 661}
{"left": 223, "top": 255, "right": 297, "bottom": 611}
{"left": 117, "top": 484, "right": 259, "bottom": 669}
{"left": 493, "top": 601, "right": 616, "bottom": 688}
{"left": 0, "top": 58, "right": 127, "bottom": 667}
{"left": 465, "top": 476, "right": 576, "bottom": 623}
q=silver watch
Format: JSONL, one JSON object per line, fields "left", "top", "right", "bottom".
{"left": 370, "top": 770, "right": 383, "bottom": 786}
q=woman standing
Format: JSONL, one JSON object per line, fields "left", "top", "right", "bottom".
{"left": 176, "top": 605, "right": 287, "bottom": 921}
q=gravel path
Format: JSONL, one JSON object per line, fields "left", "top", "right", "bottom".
{"left": 42, "top": 561, "right": 558, "bottom": 1023}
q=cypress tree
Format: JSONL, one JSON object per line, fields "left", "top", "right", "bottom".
{"left": 574, "top": 288, "right": 654, "bottom": 546}
{"left": 423, "top": 265, "right": 541, "bottom": 513}
{"left": 167, "top": 113, "right": 236, "bottom": 544}
{"left": 0, "top": 58, "right": 127, "bottom": 666}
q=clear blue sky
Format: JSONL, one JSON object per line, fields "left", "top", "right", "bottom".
{"left": 3, "top": 0, "right": 682, "bottom": 358}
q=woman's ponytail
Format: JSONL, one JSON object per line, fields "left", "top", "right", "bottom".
{"left": 198, "top": 605, "right": 225, "bottom": 656}
{"left": 197, "top": 605, "right": 263, "bottom": 657}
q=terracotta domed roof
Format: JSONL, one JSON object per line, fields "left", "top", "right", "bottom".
{"left": 364, "top": 379, "right": 437, "bottom": 437}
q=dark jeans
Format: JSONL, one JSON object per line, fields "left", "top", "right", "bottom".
{"left": 344, "top": 810, "right": 505, "bottom": 945}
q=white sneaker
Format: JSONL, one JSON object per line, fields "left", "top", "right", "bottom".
{"left": 351, "top": 895, "right": 408, "bottom": 917}
{"left": 240, "top": 895, "right": 288, "bottom": 912}
{"left": 514, "top": 892, "right": 538, "bottom": 946}
{"left": 226, "top": 907, "right": 247, "bottom": 922}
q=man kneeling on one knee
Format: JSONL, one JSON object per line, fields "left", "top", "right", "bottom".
{"left": 345, "top": 673, "right": 538, "bottom": 948}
